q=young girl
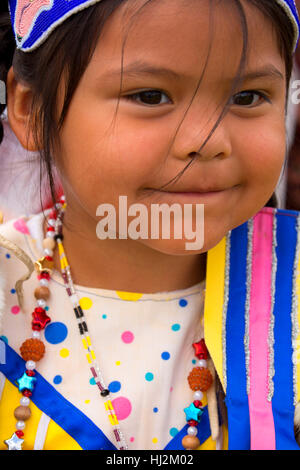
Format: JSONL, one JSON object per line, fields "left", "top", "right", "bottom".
{"left": 0, "top": 0, "right": 300, "bottom": 451}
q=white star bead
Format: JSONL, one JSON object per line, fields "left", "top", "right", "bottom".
{"left": 4, "top": 432, "right": 24, "bottom": 450}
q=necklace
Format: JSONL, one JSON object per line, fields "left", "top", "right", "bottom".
{"left": 4, "top": 195, "right": 213, "bottom": 451}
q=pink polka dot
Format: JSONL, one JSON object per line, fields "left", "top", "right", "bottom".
{"left": 130, "top": 437, "right": 135, "bottom": 442}
{"left": 11, "top": 305, "right": 20, "bottom": 315}
{"left": 121, "top": 331, "right": 134, "bottom": 344}
{"left": 13, "top": 219, "right": 30, "bottom": 235}
{"left": 170, "top": 386, "right": 173, "bottom": 392}
{"left": 111, "top": 396, "right": 132, "bottom": 420}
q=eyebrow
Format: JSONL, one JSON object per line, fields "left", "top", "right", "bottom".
{"left": 102, "top": 60, "right": 284, "bottom": 83}
{"left": 103, "top": 60, "right": 182, "bottom": 81}
{"left": 239, "top": 65, "right": 284, "bottom": 82}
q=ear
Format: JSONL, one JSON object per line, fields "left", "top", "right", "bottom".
{"left": 6, "top": 67, "right": 38, "bottom": 151}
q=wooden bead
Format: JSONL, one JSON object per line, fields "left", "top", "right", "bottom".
{"left": 14, "top": 405, "right": 31, "bottom": 421}
{"left": 34, "top": 286, "right": 50, "bottom": 300}
{"left": 42, "top": 238, "right": 56, "bottom": 250}
{"left": 182, "top": 435, "right": 200, "bottom": 450}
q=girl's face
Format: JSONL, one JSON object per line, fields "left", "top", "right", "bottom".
{"left": 56, "top": 0, "right": 287, "bottom": 254}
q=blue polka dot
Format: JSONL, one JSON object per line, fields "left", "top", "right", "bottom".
{"left": 0, "top": 335, "right": 8, "bottom": 344}
{"left": 170, "top": 427, "right": 179, "bottom": 437}
{"left": 5, "top": 253, "right": 11, "bottom": 259}
{"left": 179, "top": 298, "right": 188, "bottom": 307}
{"left": 45, "top": 306, "right": 49, "bottom": 311}
{"left": 89, "top": 378, "right": 96, "bottom": 385}
{"left": 108, "top": 381, "right": 121, "bottom": 393}
{"left": 145, "top": 372, "right": 154, "bottom": 382}
{"left": 53, "top": 375, "right": 62, "bottom": 385}
{"left": 153, "top": 407, "right": 158, "bottom": 413}
{"left": 172, "top": 324, "right": 181, "bottom": 332}
{"left": 161, "top": 351, "right": 170, "bottom": 360}
{"left": 45, "top": 322, "right": 68, "bottom": 344}
{"left": 192, "top": 359, "right": 197, "bottom": 364}
{"left": 10, "top": 288, "right": 16, "bottom": 294}
{"left": 102, "top": 314, "right": 107, "bottom": 319}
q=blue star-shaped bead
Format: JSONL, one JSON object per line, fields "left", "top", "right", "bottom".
{"left": 4, "top": 432, "right": 24, "bottom": 450}
{"left": 16, "top": 372, "right": 37, "bottom": 392}
{"left": 184, "top": 403, "right": 204, "bottom": 422}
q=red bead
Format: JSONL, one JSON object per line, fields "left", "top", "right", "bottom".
{"left": 47, "top": 226, "right": 55, "bottom": 232}
{"left": 49, "top": 210, "right": 57, "bottom": 220}
{"left": 193, "top": 339, "right": 209, "bottom": 359}
{"left": 32, "top": 307, "right": 51, "bottom": 330}
{"left": 15, "top": 430, "right": 24, "bottom": 438}
{"left": 188, "top": 420, "right": 198, "bottom": 427}
{"left": 22, "top": 389, "right": 32, "bottom": 397}
{"left": 193, "top": 400, "right": 202, "bottom": 408}
{"left": 38, "top": 271, "right": 50, "bottom": 280}
{"left": 45, "top": 256, "right": 53, "bottom": 262}
{"left": 26, "top": 370, "right": 35, "bottom": 377}
{"left": 35, "top": 307, "right": 46, "bottom": 314}
{"left": 32, "top": 323, "right": 42, "bottom": 331}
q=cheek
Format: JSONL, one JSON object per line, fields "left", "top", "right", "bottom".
{"left": 57, "top": 100, "right": 170, "bottom": 198}
{"left": 109, "top": 123, "right": 170, "bottom": 188}
{"left": 239, "top": 120, "right": 286, "bottom": 190}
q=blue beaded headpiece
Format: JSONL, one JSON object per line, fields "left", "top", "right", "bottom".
{"left": 8, "top": 0, "right": 300, "bottom": 53}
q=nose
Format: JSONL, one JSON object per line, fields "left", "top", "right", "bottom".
{"left": 172, "top": 107, "right": 232, "bottom": 162}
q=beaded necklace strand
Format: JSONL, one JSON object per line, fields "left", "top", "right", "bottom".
{"left": 4, "top": 195, "right": 213, "bottom": 450}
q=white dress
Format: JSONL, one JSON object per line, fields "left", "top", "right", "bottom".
{"left": 0, "top": 211, "right": 206, "bottom": 450}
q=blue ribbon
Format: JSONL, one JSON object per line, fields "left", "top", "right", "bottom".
{"left": 272, "top": 210, "right": 300, "bottom": 450}
{"left": 224, "top": 223, "right": 250, "bottom": 450}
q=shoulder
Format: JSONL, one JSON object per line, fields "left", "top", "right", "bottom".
{"left": 0, "top": 212, "right": 44, "bottom": 331}
{"left": 0, "top": 212, "right": 43, "bottom": 293}
{"left": 0, "top": 212, "right": 44, "bottom": 249}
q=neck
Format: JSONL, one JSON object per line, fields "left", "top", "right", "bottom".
{"left": 49, "top": 203, "right": 206, "bottom": 293}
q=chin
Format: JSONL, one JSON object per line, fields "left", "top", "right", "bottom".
{"left": 140, "top": 237, "right": 211, "bottom": 256}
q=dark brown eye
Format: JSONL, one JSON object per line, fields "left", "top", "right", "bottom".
{"left": 230, "top": 90, "right": 268, "bottom": 107}
{"left": 126, "top": 90, "right": 171, "bottom": 106}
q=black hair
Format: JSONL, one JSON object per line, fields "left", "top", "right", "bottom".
{"left": 0, "top": 0, "right": 295, "bottom": 209}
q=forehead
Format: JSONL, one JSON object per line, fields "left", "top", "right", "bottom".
{"left": 89, "top": 0, "right": 285, "bottom": 83}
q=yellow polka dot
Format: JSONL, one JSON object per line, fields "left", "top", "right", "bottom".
{"left": 116, "top": 361, "right": 121, "bottom": 366}
{"left": 116, "top": 291, "right": 143, "bottom": 301}
{"left": 60, "top": 348, "right": 69, "bottom": 358}
{"left": 152, "top": 438, "right": 158, "bottom": 444}
{"left": 84, "top": 400, "right": 90, "bottom": 404}
{"left": 79, "top": 297, "right": 93, "bottom": 310}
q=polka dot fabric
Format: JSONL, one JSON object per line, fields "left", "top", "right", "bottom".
{"left": 0, "top": 213, "right": 205, "bottom": 450}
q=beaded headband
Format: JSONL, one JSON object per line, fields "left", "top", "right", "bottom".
{"left": 7, "top": 0, "right": 300, "bottom": 53}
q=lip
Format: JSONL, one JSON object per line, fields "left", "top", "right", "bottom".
{"left": 162, "top": 190, "right": 226, "bottom": 195}
{"left": 148, "top": 188, "right": 233, "bottom": 199}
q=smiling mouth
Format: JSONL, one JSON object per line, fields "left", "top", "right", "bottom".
{"left": 144, "top": 186, "right": 238, "bottom": 196}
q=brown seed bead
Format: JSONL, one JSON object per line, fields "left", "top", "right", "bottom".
{"left": 182, "top": 435, "right": 200, "bottom": 450}
{"left": 14, "top": 405, "right": 31, "bottom": 421}
{"left": 42, "top": 238, "right": 56, "bottom": 251}
{"left": 20, "top": 338, "right": 45, "bottom": 362}
{"left": 34, "top": 286, "right": 50, "bottom": 301}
